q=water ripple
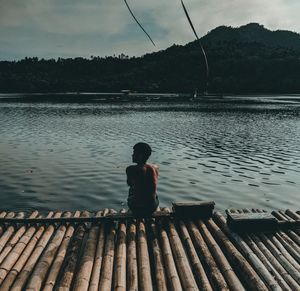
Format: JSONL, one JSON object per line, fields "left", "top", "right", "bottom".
{"left": 0, "top": 101, "right": 300, "bottom": 211}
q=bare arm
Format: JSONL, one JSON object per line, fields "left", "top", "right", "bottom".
{"left": 148, "top": 165, "right": 158, "bottom": 199}
{"left": 126, "top": 166, "right": 133, "bottom": 186}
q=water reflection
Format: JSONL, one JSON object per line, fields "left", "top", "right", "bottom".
{"left": 0, "top": 100, "right": 299, "bottom": 212}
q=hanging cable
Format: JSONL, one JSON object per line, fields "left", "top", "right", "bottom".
{"left": 123, "top": 0, "right": 156, "bottom": 47}
{"left": 180, "top": 0, "right": 209, "bottom": 91}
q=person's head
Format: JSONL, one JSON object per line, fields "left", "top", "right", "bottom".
{"left": 132, "top": 142, "right": 152, "bottom": 164}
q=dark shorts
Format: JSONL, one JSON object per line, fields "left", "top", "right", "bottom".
{"left": 128, "top": 196, "right": 159, "bottom": 217}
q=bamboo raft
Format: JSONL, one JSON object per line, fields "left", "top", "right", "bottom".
{"left": 0, "top": 203, "right": 299, "bottom": 290}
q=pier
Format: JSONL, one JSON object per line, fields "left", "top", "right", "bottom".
{"left": 0, "top": 203, "right": 299, "bottom": 290}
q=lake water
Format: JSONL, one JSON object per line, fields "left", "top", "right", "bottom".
{"left": 0, "top": 96, "right": 300, "bottom": 212}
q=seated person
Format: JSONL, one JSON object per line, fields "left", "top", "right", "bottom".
{"left": 126, "top": 142, "right": 159, "bottom": 217}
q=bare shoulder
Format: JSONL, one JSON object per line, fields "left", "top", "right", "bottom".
{"left": 151, "top": 164, "right": 159, "bottom": 170}
{"left": 147, "top": 163, "right": 159, "bottom": 174}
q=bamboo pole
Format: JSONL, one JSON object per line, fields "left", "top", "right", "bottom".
{"left": 258, "top": 233, "right": 300, "bottom": 284}
{"left": 0, "top": 211, "right": 38, "bottom": 264}
{"left": 275, "top": 232, "right": 300, "bottom": 264}
{"left": 158, "top": 219, "right": 182, "bottom": 291}
{"left": 10, "top": 211, "right": 63, "bottom": 291}
{"left": 98, "top": 210, "right": 117, "bottom": 291}
{"left": 186, "top": 220, "right": 229, "bottom": 290}
{"left": 251, "top": 233, "right": 300, "bottom": 290}
{"left": 89, "top": 208, "right": 109, "bottom": 291}
{"left": 279, "top": 211, "right": 294, "bottom": 221}
{"left": 285, "top": 210, "right": 300, "bottom": 220}
{"left": 271, "top": 209, "right": 300, "bottom": 246}
{"left": 243, "top": 234, "right": 292, "bottom": 291}
{"left": 272, "top": 211, "right": 300, "bottom": 242}
{"left": 0, "top": 211, "right": 172, "bottom": 224}
{"left": 212, "top": 212, "right": 269, "bottom": 291}
{"left": 0, "top": 212, "right": 54, "bottom": 290}
{"left": 284, "top": 210, "right": 300, "bottom": 235}
{"left": 0, "top": 211, "right": 41, "bottom": 284}
{"left": 197, "top": 219, "right": 245, "bottom": 291}
{"left": 56, "top": 211, "right": 89, "bottom": 291}
{"left": 238, "top": 210, "right": 294, "bottom": 291}
{"left": 226, "top": 209, "right": 236, "bottom": 214}
{"left": 127, "top": 219, "right": 138, "bottom": 291}
{"left": 136, "top": 219, "right": 153, "bottom": 291}
{"left": 43, "top": 210, "right": 81, "bottom": 291}
{"left": 26, "top": 211, "right": 72, "bottom": 290}
{"left": 288, "top": 230, "right": 300, "bottom": 246}
{"left": 148, "top": 221, "right": 168, "bottom": 291}
{"left": 113, "top": 209, "right": 127, "bottom": 291}
{"left": 73, "top": 211, "right": 100, "bottom": 291}
{"left": 269, "top": 234, "right": 300, "bottom": 270}
{"left": 252, "top": 209, "right": 268, "bottom": 214}
{"left": 272, "top": 211, "right": 290, "bottom": 221}
{"left": 177, "top": 220, "right": 212, "bottom": 291}
{"left": 282, "top": 230, "right": 300, "bottom": 246}
{"left": 0, "top": 212, "right": 7, "bottom": 236}
{"left": 166, "top": 218, "right": 198, "bottom": 290}
{"left": 0, "top": 212, "right": 24, "bottom": 253}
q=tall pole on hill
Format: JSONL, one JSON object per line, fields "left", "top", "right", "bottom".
{"left": 180, "top": 0, "right": 209, "bottom": 94}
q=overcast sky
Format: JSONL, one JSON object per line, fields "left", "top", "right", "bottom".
{"left": 0, "top": 0, "right": 300, "bottom": 60}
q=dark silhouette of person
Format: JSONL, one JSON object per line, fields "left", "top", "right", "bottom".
{"left": 126, "top": 143, "right": 159, "bottom": 217}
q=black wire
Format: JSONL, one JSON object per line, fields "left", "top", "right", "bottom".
{"left": 124, "top": 0, "right": 156, "bottom": 47}
{"left": 180, "top": 0, "right": 209, "bottom": 83}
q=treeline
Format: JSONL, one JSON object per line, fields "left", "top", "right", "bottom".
{"left": 1, "top": 23, "right": 300, "bottom": 94}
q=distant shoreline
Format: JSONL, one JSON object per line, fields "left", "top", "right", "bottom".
{"left": 1, "top": 93, "right": 300, "bottom": 104}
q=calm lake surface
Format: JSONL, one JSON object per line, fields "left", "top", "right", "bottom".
{"left": 1, "top": 95, "right": 300, "bottom": 212}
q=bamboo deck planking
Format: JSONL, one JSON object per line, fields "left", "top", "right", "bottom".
{"left": 0, "top": 207, "right": 299, "bottom": 290}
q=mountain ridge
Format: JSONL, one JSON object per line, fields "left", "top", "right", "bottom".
{"left": 201, "top": 23, "right": 300, "bottom": 50}
{"left": 0, "top": 23, "right": 300, "bottom": 94}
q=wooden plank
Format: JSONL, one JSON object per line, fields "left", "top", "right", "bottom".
{"left": 227, "top": 212, "right": 278, "bottom": 232}
{"left": 172, "top": 201, "right": 215, "bottom": 218}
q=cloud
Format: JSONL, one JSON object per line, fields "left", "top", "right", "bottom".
{"left": 0, "top": 0, "right": 300, "bottom": 60}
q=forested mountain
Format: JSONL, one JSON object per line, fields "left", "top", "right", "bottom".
{"left": 0, "top": 23, "right": 300, "bottom": 94}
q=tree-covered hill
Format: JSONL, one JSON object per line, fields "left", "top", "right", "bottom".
{"left": 0, "top": 23, "right": 300, "bottom": 94}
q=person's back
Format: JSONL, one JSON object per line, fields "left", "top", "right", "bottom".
{"left": 126, "top": 143, "right": 159, "bottom": 216}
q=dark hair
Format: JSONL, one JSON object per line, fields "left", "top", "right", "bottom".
{"left": 133, "top": 142, "right": 152, "bottom": 161}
